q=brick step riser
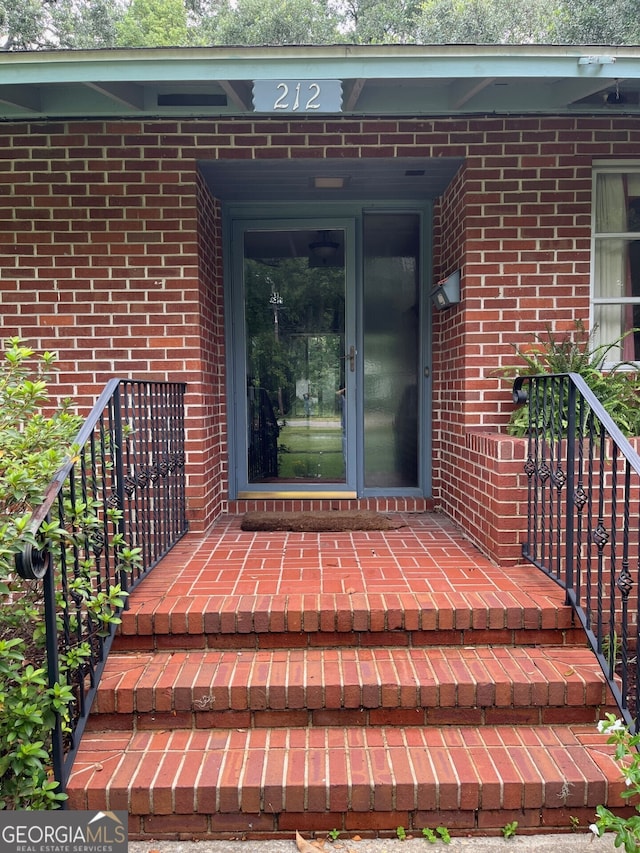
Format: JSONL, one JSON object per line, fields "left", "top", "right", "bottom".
{"left": 91, "top": 644, "right": 614, "bottom": 732}
{"left": 119, "top": 598, "right": 576, "bottom": 640}
{"left": 114, "top": 627, "right": 588, "bottom": 653}
{"left": 126, "top": 804, "right": 634, "bottom": 840}
{"left": 87, "top": 703, "right": 609, "bottom": 735}
{"left": 67, "top": 724, "right": 630, "bottom": 839}
{"left": 90, "top": 678, "right": 613, "bottom": 729}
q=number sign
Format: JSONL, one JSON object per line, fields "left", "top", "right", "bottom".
{"left": 252, "top": 80, "right": 342, "bottom": 113}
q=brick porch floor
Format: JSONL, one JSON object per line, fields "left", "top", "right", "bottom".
{"left": 123, "top": 510, "right": 560, "bottom": 599}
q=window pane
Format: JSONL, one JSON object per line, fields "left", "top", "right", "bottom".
{"left": 594, "top": 237, "right": 640, "bottom": 299}
{"left": 593, "top": 303, "right": 640, "bottom": 361}
{"left": 363, "top": 213, "right": 420, "bottom": 488}
{"left": 595, "top": 173, "right": 640, "bottom": 233}
{"left": 593, "top": 170, "right": 640, "bottom": 362}
{"left": 244, "top": 229, "right": 347, "bottom": 484}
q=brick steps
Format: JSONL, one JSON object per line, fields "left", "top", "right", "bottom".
{"left": 117, "top": 588, "right": 585, "bottom": 649}
{"left": 68, "top": 724, "right": 624, "bottom": 838}
{"left": 89, "top": 646, "right": 611, "bottom": 731}
{"left": 115, "top": 590, "right": 586, "bottom": 651}
{"left": 67, "top": 554, "right": 626, "bottom": 840}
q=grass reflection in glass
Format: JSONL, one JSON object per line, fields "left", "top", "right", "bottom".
{"left": 277, "top": 421, "right": 345, "bottom": 481}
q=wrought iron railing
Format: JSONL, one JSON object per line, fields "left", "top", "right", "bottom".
{"left": 513, "top": 372, "right": 640, "bottom": 731}
{"left": 15, "top": 379, "right": 188, "bottom": 791}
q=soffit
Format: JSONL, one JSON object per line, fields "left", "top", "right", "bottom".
{"left": 0, "top": 44, "right": 639, "bottom": 120}
{"left": 197, "top": 157, "right": 464, "bottom": 201}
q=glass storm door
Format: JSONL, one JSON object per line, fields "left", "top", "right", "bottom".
{"left": 241, "top": 222, "right": 355, "bottom": 490}
{"left": 233, "top": 212, "right": 424, "bottom": 497}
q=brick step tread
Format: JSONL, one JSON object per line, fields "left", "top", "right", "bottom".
{"left": 119, "top": 590, "right": 574, "bottom": 641}
{"left": 67, "top": 724, "right": 624, "bottom": 821}
{"left": 92, "top": 646, "right": 611, "bottom": 721}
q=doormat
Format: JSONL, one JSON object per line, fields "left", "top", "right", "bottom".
{"left": 240, "top": 510, "right": 406, "bottom": 532}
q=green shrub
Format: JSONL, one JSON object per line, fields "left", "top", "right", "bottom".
{"left": 592, "top": 715, "right": 640, "bottom": 852}
{"left": 0, "top": 338, "right": 143, "bottom": 809}
{"left": 0, "top": 338, "right": 82, "bottom": 808}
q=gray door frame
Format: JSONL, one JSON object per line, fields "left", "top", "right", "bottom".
{"left": 223, "top": 200, "right": 433, "bottom": 500}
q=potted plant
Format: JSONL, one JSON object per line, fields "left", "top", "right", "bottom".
{"left": 495, "top": 320, "right": 640, "bottom": 438}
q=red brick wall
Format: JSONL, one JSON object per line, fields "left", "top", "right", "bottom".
{"left": 1, "top": 115, "right": 638, "bottom": 543}
{"left": 0, "top": 121, "right": 222, "bottom": 530}
{"left": 429, "top": 116, "right": 613, "bottom": 559}
{"left": 460, "top": 432, "right": 529, "bottom": 564}
{"left": 193, "top": 172, "right": 227, "bottom": 526}
{"left": 0, "top": 121, "right": 203, "bottom": 397}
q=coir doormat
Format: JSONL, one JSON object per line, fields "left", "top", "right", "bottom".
{"left": 240, "top": 510, "right": 405, "bottom": 532}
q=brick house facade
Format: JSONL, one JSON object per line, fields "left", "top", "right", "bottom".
{"left": 2, "top": 46, "right": 640, "bottom": 565}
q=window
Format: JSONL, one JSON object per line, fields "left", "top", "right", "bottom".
{"left": 593, "top": 167, "right": 640, "bottom": 362}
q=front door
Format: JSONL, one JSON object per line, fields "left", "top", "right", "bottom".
{"left": 230, "top": 210, "right": 427, "bottom": 498}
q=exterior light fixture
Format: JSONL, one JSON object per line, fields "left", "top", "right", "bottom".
{"left": 431, "top": 269, "right": 461, "bottom": 310}
{"left": 313, "top": 176, "right": 346, "bottom": 189}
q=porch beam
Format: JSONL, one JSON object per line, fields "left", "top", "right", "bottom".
{"left": 3, "top": 45, "right": 640, "bottom": 88}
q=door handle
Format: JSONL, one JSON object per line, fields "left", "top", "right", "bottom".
{"left": 347, "top": 345, "right": 356, "bottom": 372}
{"left": 340, "top": 345, "right": 356, "bottom": 372}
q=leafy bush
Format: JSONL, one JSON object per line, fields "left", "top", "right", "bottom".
{"left": 495, "top": 321, "right": 640, "bottom": 437}
{"left": 591, "top": 715, "right": 640, "bottom": 852}
{"left": 0, "top": 338, "right": 82, "bottom": 808}
{"left": 0, "top": 338, "right": 143, "bottom": 809}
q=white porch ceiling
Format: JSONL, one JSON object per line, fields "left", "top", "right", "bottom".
{"left": 197, "top": 157, "right": 465, "bottom": 201}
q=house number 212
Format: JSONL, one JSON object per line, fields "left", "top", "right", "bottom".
{"left": 252, "top": 79, "right": 343, "bottom": 114}
{"left": 273, "top": 82, "right": 321, "bottom": 111}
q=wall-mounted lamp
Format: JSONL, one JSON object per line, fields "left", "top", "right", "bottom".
{"left": 431, "top": 269, "right": 461, "bottom": 310}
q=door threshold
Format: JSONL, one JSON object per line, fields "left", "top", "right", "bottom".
{"left": 229, "top": 496, "right": 433, "bottom": 514}
{"left": 238, "top": 491, "right": 358, "bottom": 500}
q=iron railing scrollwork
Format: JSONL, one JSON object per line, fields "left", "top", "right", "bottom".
{"left": 15, "top": 379, "right": 188, "bottom": 792}
{"left": 514, "top": 372, "right": 640, "bottom": 731}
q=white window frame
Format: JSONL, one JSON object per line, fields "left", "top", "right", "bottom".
{"left": 591, "top": 161, "right": 640, "bottom": 365}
